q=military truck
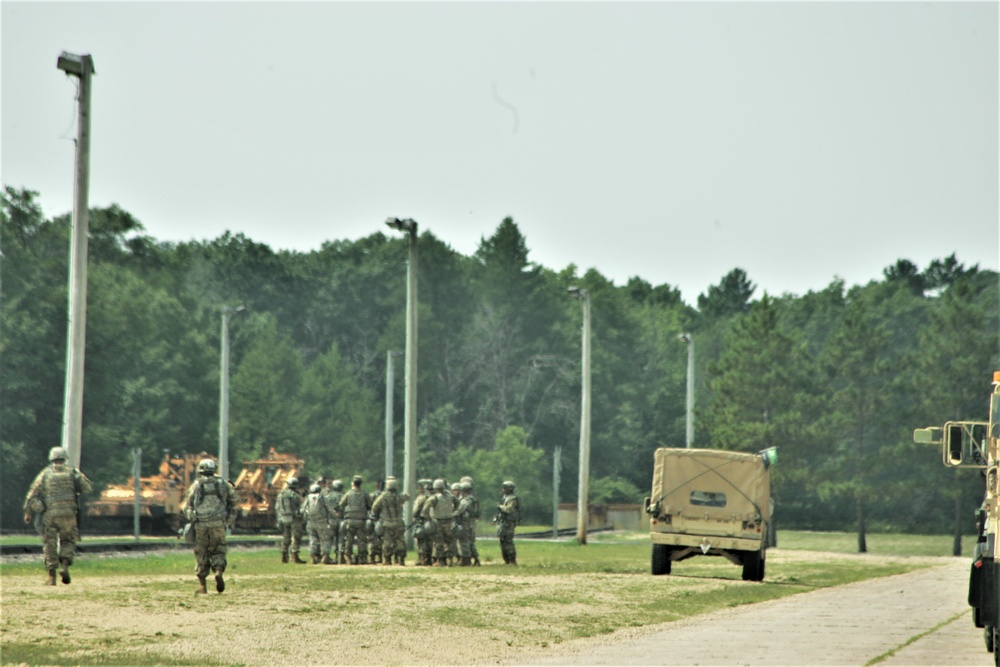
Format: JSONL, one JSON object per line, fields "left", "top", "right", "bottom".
{"left": 913, "top": 370, "right": 999, "bottom": 663}
{"left": 643, "top": 447, "right": 773, "bottom": 581}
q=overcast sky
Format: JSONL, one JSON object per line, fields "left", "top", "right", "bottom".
{"left": 3, "top": 1, "right": 997, "bottom": 306}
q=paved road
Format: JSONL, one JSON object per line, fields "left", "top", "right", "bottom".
{"left": 517, "top": 559, "right": 990, "bottom": 666}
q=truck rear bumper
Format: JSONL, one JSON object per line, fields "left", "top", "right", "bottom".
{"left": 650, "top": 532, "right": 763, "bottom": 552}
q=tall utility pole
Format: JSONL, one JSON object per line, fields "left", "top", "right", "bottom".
{"left": 568, "top": 286, "right": 591, "bottom": 545}
{"left": 679, "top": 333, "right": 695, "bottom": 448}
{"left": 385, "top": 350, "right": 403, "bottom": 480}
{"left": 56, "top": 51, "right": 96, "bottom": 470}
{"left": 385, "top": 218, "right": 418, "bottom": 547}
{"left": 219, "top": 305, "right": 245, "bottom": 481}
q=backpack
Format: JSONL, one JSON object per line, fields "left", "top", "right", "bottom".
{"left": 194, "top": 477, "right": 229, "bottom": 522}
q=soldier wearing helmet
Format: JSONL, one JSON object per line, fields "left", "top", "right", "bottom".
{"left": 459, "top": 477, "right": 481, "bottom": 566}
{"left": 337, "top": 475, "right": 372, "bottom": 564}
{"left": 275, "top": 476, "right": 307, "bottom": 563}
{"left": 182, "top": 456, "right": 239, "bottom": 593}
{"left": 495, "top": 480, "right": 520, "bottom": 565}
{"left": 23, "top": 446, "right": 93, "bottom": 586}
{"left": 371, "top": 476, "right": 408, "bottom": 565}
{"left": 411, "top": 479, "right": 433, "bottom": 566}
{"left": 325, "top": 479, "right": 345, "bottom": 564}
{"left": 454, "top": 481, "right": 478, "bottom": 566}
{"left": 426, "top": 478, "right": 458, "bottom": 566}
{"left": 302, "top": 482, "right": 336, "bottom": 564}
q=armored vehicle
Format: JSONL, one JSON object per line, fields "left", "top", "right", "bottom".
{"left": 644, "top": 447, "right": 773, "bottom": 581}
{"left": 232, "top": 447, "right": 305, "bottom": 530}
{"left": 914, "top": 370, "right": 999, "bottom": 663}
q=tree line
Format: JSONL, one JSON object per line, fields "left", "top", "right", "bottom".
{"left": 2, "top": 184, "right": 998, "bottom": 548}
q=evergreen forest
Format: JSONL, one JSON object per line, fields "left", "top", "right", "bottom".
{"left": 3, "top": 185, "right": 999, "bottom": 549}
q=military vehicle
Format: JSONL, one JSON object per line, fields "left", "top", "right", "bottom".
{"left": 87, "top": 452, "right": 211, "bottom": 534}
{"left": 644, "top": 447, "right": 773, "bottom": 581}
{"left": 86, "top": 447, "right": 305, "bottom": 533}
{"left": 913, "top": 370, "right": 999, "bottom": 663}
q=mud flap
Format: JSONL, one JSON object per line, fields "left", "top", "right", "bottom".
{"left": 970, "top": 558, "right": 1000, "bottom": 629}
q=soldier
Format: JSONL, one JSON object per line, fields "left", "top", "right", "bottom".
{"left": 371, "top": 476, "right": 408, "bottom": 565}
{"left": 454, "top": 482, "right": 477, "bottom": 566}
{"left": 460, "top": 476, "right": 482, "bottom": 566}
{"left": 326, "top": 479, "right": 345, "bottom": 564}
{"left": 22, "top": 446, "right": 93, "bottom": 586}
{"left": 338, "top": 475, "right": 372, "bottom": 564}
{"left": 275, "top": 477, "right": 307, "bottom": 563}
{"left": 302, "top": 483, "right": 336, "bottom": 564}
{"left": 426, "top": 478, "right": 457, "bottom": 566}
{"left": 495, "top": 480, "right": 520, "bottom": 565}
{"left": 367, "top": 479, "right": 384, "bottom": 563}
{"left": 182, "top": 458, "right": 239, "bottom": 594}
{"left": 411, "top": 479, "right": 432, "bottom": 566}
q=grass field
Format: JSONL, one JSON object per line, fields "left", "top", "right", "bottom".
{"left": 0, "top": 531, "right": 963, "bottom": 666}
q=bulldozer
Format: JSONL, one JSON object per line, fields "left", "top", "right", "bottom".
{"left": 86, "top": 452, "right": 212, "bottom": 534}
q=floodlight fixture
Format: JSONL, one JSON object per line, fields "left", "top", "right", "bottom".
{"left": 57, "top": 51, "right": 95, "bottom": 77}
{"left": 385, "top": 217, "right": 417, "bottom": 234}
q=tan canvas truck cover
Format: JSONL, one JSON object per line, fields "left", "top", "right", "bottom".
{"left": 649, "top": 447, "right": 770, "bottom": 552}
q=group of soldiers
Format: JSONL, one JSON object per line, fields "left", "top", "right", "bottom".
{"left": 21, "top": 447, "right": 522, "bottom": 595}
{"left": 273, "top": 474, "right": 521, "bottom": 568}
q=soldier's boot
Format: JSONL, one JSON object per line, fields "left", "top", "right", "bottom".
{"left": 45, "top": 569, "right": 57, "bottom": 586}
{"left": 509, "top": 557, "right": 518, "bottom": 567}
{"left": 196, "top": 576, "right": 208, "bottom": 595}
{"left": 460, "top": 557, "right": 471, "bottom": 566}
{"left": 322, "top": 553, "right": 334, "bottom": 565}
{"left": 502, "top": 553, "right": 510, "bottom": 564}
{"left": 310, "top": 554, "right": 319, "bottom": 564}
{"left": 360, "top": 554, "right": 368, "bottom": 565}
{"left": 339, "top": 553, "right": 348, "bottom": 564}
{"left": 383, "top": 554, "right": 393, "bottom": 565}
{"left": 398, "top": 554, "right": 406, "bottom": 566}
{"left": 292, "top": 552, "right": 307, "bottom": 564}
{"left": 473, "top": 556, "right": 481, "bottom": 567}
{"left": 214, "top": 567, "right": 226, "bottom": 593}
{"left": 59, "top": 558, "right": 71, "bottom": 584}
{"left": 281, "top": 551, "right": 289, "bottom": 564}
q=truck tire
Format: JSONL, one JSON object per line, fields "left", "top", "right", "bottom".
{"left": 742, "top": 550, "right": 765, "bottom": 582}
{"left": 652, "top": 544, "right": 672, "bottom": 575}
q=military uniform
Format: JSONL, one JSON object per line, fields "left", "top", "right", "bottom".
{"left": 412, "top": 480, "right": 433, "bottom": 566}
{"left": 496, "top": 481, "right": 520, "bottom": 565}
{"left": 303, "top": 484, "right": 336, "bottom": 564}
{"left": 371, "top": 478, "right": 408, "bottom": 565}
{"left": 22, "top": 447, "right": 93, "bottom": 585}
{"left": 459, "top": 477, "right": 482, "bottom": 566}
{"left": 275, "top": 480, "right": 306, "bottom": 563}
{"left": 338, "top": 476, "right": 372, "bottom": 564}
{"left": 455, "top": 484, "right": 477, "bottom": 566}
{"left": 183, "top": 459, "right": 239, "bottom": 593}
{"left": 427, "top": 480, "right": 457, "bottom": 566}
{"left": 325, "top": 481, "right": 345, "bottom": 563}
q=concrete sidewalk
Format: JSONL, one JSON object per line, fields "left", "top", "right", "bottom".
{"left": 518, "top": 559, "right": 989, "bottom": 666}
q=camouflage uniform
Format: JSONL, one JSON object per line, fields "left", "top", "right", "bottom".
{"left": 371, "top": 477, "right": 407, "bottom": 565}
{"left": 22, "top": 447, "right": 93, "bottom": 585}
{"left": 303, "top": 484, "right": 336, "bottom": 564}
{"left": 183, "top": 460, "right": 239, "bottom": 593}
{"left": 367, "top": 485, "right": 383, "bottom": 563}
{"left": 275, "top": 481, "right": 306, "bottom": 563}
{"left": 496, "top": 481, "right": 520, "bottom": 565}
{"left": 412, "top": 480, "right": 432, "bottom": 565}
{"left": 455, "top": 484, "right": 476, "bottom": 565}
{"left": 427, "top": 479, "right": 457, "bottom": 566}
{"left": 325, "top": 480, "right": 345, "bottom": 563}
{"left": 460, "top": 477, "right": 482, "bottom": 566}
{"left": 338, "top": 476, "right": 372, "bottom": 564}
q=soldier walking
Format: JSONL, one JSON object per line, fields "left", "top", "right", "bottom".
{"left": 183, "top": 458, "right": 239, "bottom": 594}
{"left": 371, "top": 476, "right": 408, "bottom": 565}
{"left": 22, "top": 447, "right": 93, "bottom": 585}
{"left": 338, "top": 475, "right": 372, "bottom": 564}
{"left": 303, "top": 483, "right": 336, "bottom": 564}
{"left": 495, "top": 480, "right": 520, "bottom": 566}
{"left": 275, "top": 477, "right": 307, "bottom": 563}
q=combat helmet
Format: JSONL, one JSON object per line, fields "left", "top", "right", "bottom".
{"left": 287, "top": 477, "right": 300, "bottom": 489}
{"left": 331, "top": 479, "right": 344, "bottom": 492}
{"left": 460, "top": 476, "right": 474, "bottom": 487}
{"left": 48, "top": 446, "right": 69, "bottom": 462}
{"left": 502, "top": 480, "right": 516, "bottom": 492}
{"left": 460, "top": 481, "right": 472, "bottom": 493}
{"left": 433, "top": 479, "right": 446, "bottom": 492}
{"left": 309, "top": 483, "right": 322, "bottom": 494}
{"left": 198, "top": 458, "right": 218, "bottom": 475}
{"left": 451, "top": 482, "right": 461, "bottom": 492}
{"left": 386, "top": 477, "right": 399, "bottom": 491}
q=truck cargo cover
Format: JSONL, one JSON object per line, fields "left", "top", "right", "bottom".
{"left": 651, "top": 447, "right": 770, "bottom": 521}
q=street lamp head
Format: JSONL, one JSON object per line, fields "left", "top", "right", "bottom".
{"left": 223, "top": 305, "right": 247, "bottom": 316}
{"left": 567, "top": 286, "right": 587, "bottom": 299}
{"left": 57, "top": 51, "right": 95, "bottom": 77}
{"left": 385, "top": 217, "right": 417, "bottom": 234}
{"left": 678, "top": 333, "right": 691, "bottom": 344}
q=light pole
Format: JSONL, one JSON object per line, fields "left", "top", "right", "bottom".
{"left": 219, "top": 305, "right": 246, "bottom": 482}
{"left": 385, "top": 350, "right": 403, "bottom": 481}
{"left": 385, "top": 217, "right": 418, "bottom": 546}
{"left": 678, "top": 333, "right": 694, "bottom": 448}
{"left": 568, "top": 286, "right": 591, "bottom": 545}
{"left": 57, "top": 51, "right": 96, "bottom": 469}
